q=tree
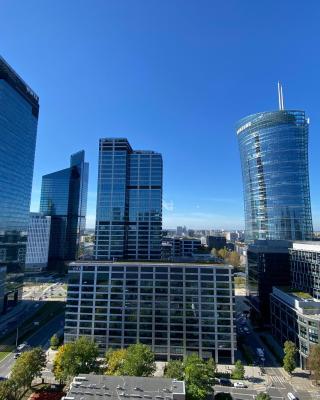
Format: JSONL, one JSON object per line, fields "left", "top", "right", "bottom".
{"left": 256, "top": 394, "right": 271, "bottom": 400}
{"left": 50, "top": 334, "right": 60, "bottom": 350}
{"left": 0, "top": 379, "right": 19, "bottom": 400}
{"left": 218, "top": 247, "right": 228, "bottom": 260}
{"left": 11, "top": 347, "right": 46, "bottom": 392}
{"left": 227, "top": 251, "right": 240, "bottom": 267}
{"left": 231, "top": 360, "right": 245, "bottom": 379}
{"left": 184, "top": 354, "right": 216, "bottom": 400}
{"left": 105, "top": 348, "right": 127, "bottom": 375}
{"left": 53, "top": 336, "right": 99, "bottom": 382}
{"left": 308, "top": 344, "right": 320, "bottom": 383}
{"left": 164, "top": 360, "right": 184, "bottom": 381}
{"left": 121, "top": 343, "right": 156, "bottom": 377}
{"left": 283, "top": 340, "right": 297, "bottom": 374}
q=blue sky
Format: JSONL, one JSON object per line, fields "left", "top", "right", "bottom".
{"left": 1, "top": 0, "right": 320, "bottom": 230}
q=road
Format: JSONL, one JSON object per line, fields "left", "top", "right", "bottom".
{"left": 0, "top": 313, "right": 64, "bottom": 378}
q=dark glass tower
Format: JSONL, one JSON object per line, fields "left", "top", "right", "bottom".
{"left": 40, "top": 151, "right": 89, "bottom": 263}
{"left": 0, "top": 56, "right": 39, "bottom": 312}
{"left": 236, "top": 91, "right": 313, "bottom": 243}
{"left": 94, "top": 138, "right": 162, "bottom": 260}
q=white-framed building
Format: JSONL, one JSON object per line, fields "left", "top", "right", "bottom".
{"left": 25, "top": 212, "right": 51, "bottom": 272}
{"left": 65, "top": 261, "right": 236, "bottom": 363}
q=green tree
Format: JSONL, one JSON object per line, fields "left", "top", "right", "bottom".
{"left": 105, "top": 348, "right": 127, "bottom": 375}
{"left": 121, "top": 343, "right": 156, "bottom": 377}
{"left": 283, "top": 340, "right": 297, "bottom": 374}
{"left": 0, "top": 379, "right": 19, "bottom": 400}
{"left": 53, "top": 336, "right": 99, "bottom": 382}
{"left": 218, "top": 247, "right": 228, "bottom": 260}
{"left": 308, "top": 344, "right": 320, "bottom": 383}
{"left": 50, "top": 334, "right": 60, "bottom": 350}
{"left": 231, "top": 360, "right": 245, "bottom": 379}
{"left": 11, "top": 347, "right": 46, "bottom": 392}
{"left": 256, "top": 394, "right": 271, "bottom": 400}
{"left": 184, "top": 354, "right": 216, "bottom": 400}
{"left": 164, "top": 360, "right": 184, "bottom": 381}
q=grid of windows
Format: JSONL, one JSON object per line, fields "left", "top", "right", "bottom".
{"left": 236, "top": 110, "right": 313, "bottom": 242}
{"left": 65, "top": 263, "right": 236, "bottom": 363}
{"left": 95, "top": 139, "right": 162, "bottom": 261}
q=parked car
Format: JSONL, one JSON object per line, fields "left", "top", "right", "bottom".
{"left": 233, "top": 382, "right": 247, "bottom": 388}
{"left": 14, "top": 353, "right": 21, "bottom": 359}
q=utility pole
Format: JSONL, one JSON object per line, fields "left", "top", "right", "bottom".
{"left": 15, "top": 326, "right": 19, "bottom": 348}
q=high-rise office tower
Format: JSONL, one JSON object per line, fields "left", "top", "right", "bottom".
{"left": 40, "top": 151, "right": 89, "bottom": 264}
{"left": 0, "top": 56, "right": 39, "bottom": 312}
{"left": 94, "top": 138, "right": 162, "bottom": 260}
{"left": 236, "top": 83, "right": 313, "bottom": 243}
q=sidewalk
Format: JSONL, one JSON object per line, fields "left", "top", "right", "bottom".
{"left": 217, "top": 364, "right": 267, "bottom": 390}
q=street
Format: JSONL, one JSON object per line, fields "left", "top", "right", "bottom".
{"left": 0, "top": 313, "right": 64, "bottom": 378}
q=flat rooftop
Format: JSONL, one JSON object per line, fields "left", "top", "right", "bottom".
{"left": 69, "top": 260, "right": 232, "bottom": 268}
{"left": 64, "top": 375, "right": 185, "bottom": 400}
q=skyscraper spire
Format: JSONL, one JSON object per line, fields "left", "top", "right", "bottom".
{"left": 278, "top": 81, "right": 285, "bottom": 110}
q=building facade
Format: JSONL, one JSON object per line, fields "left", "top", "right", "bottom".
{"left": 65, "top": 262, "right": 236, "bottom": 363}
{"left": 94, "top": 139, "right": 162, "bottom": 261}
{"left": 25, "top": 213, "right": 51, "bottom": 272}
{"left": 40, "top": 151, "right": 88, "bottom": 263}
{"left": 236, "top": 109, "right": 313, "bottom": 243}
{"left": 206, "top": 236, "right": 227, "bottom": 251}
{"left": 290, "top": 242, "right": 320, "bottom": 300}
{"left": 246, "top": 240, "right": 291, "bottom": 324}
{"left": 270, "top": 287, "right": 320, "bottom": 369}
{"left": 0, "top": 56, "right": 39, "bottom": 312}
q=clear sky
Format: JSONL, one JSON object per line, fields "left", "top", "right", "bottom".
{"left": 1, "top": 0, "right": 319, "bottom": 230}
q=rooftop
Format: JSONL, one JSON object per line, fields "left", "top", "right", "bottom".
{"left": 69, "top": 260, "right": 232, "bottom": 269}
{"left": 63, "top": 375, "right": 185, "bottom": 400}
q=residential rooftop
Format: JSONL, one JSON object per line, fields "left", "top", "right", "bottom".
{"left": 63, "top": 375, "right": 185, "bottom": 400}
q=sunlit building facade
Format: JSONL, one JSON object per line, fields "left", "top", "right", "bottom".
{"left": 236, "top": 110, "right": 313, "bottom": 243}
{"left": 94, "top": 138, "right": 162, "bottom": 260}
{"left": 0, "top": 56, "right": 39, "bottom": 312}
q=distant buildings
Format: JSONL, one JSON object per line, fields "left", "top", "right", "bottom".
{"left": 40, "top": 151, "right": 88, "bottom": 264}
{"left": 0, "top": 56, "right": 39, "bottom": 312}
{"left": 94, "top": 139, "right": 162, "bottom": 261}
{"left": 270, "top": 242, "right": 320, "bottom": 368}
{"left": 25, "top": 213, "right": 51, "bottom": 272}
{"left": 65, "top": 261, "right": 236, "bottom": 363}
{"left": 63, "top": 375, "right": 185, "bottom": 400}
{"left": 236, "top": 87, "right": 313, "bottom": 242}
{"left": 206, "top": 236, "right": 226, "bottom": 251}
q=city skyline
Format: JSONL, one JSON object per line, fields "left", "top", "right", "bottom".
{"left": 1, "top": 1, "right": 320, "bottom": 230}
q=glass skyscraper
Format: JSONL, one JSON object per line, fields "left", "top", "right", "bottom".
{"left": 236, "top": 109, "right": 313, "bottom": 242}
{"left": 0, "top": 56, "right": 39, "bottom": 312}
{"left": 95, "top": 138, "right": 162, "bottom": 260}
{"left": 40, "top": 151, "right": 89, "bottom": 263}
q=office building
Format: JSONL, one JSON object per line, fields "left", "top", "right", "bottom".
{"left": 25, "top": 213, "right": 51, "bottom": 272}
{"left": 247, "top": 240, "right": 291, "bottom": 324}
{"left": 206, "top": 236, "right": 226, "bottom": 251}
{"left": 161, "top": 238, "right": 201, "bottom": 260}
{"left": 290, "top": 242, "right": 320, "bottom": 300}
{"left": 270, "top": 242, "right": 320, "bottom": 368}
{"left": 94, "top": 138, "right": 162, "bottom": 261}
{"left": 64, "top": 375, "right": 185, "bottom": 400}
{"left": 0, "top": 56, "right": 39, "bottom": 312}
{"left": 236, "top": 84, "right": 313, "bottom": 243}
{"left": 40, "top": 151, "right": 88, "bottom": 263}
{"left": 65, "top": 261, "right": 236, "bottom": 363}
{"left": 270, "top": 287, "right": 320, "bottom": 369}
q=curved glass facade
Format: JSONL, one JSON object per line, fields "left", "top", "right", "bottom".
{"left": 236, "top": 110, "right": 313, "bottom": 242}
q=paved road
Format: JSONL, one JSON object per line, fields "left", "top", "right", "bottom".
{"left": 0, "top": 313, "right": 64, "bottom": 378}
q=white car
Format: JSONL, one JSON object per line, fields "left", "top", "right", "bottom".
{"left": 233, "top": 382, "right": 247, "bottom": 388}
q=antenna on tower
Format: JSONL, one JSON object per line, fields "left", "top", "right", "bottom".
{"left": 277, "top": 81, "right": 285, "bottom": 110}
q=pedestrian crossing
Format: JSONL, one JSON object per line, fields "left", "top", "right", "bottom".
{"left": 269, "top": 374, "right": 287, "bottom": 386}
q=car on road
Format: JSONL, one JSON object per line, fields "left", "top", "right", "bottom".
{"left": 287, "top": 393, "right": 298, "bottom": 400}
{"left": 14, "top": 353, "right": 21, "bottom": 359}
{"left": 233, "top": 382, "right": 247, "bottom": 388}
{"left": 16, "top": 343, "right": 28, "bottom": 352}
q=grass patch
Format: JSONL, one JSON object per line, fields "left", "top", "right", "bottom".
{"left": 0, "top": 351, "right": 10, "bottom": 361}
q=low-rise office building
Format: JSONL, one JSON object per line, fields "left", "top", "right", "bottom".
{"left": 270, "top": 287, "right": 320, "bottom": 369}
{"left": 65, "top": 261, "right": 236, "bottom": 363}
{"left": 63, "top": 375, "right": 185, "bottom": 400}
{"left": 161, "top": 238, "right": 201, "bottom": 260}
{"left": 25, "top": 213, "right": 51, "bottom": 272}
